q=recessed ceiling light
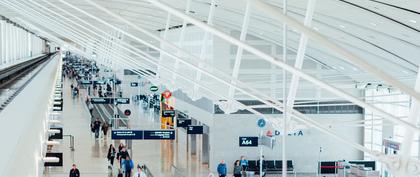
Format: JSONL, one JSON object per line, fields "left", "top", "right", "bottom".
{"left": 313, "top": 27, "right": 319, "bottom": 31}
{"left": 339, "top": 25, "right": 345, "bottom": 29}
{"left": 409, "top": 20, "right": 417, "bottom": 24}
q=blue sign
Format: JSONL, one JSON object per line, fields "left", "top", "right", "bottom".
{"left": 111, "top": 130, "right": 144, "bottom": 139}
{"left": 257, "top": 119, "right": 266, "bottom": 128}
{"left": 143, "top": 130, "right": 175, "bottom": 140}
{"left": 239, "top": 136, "right": 259, "bottom": 147}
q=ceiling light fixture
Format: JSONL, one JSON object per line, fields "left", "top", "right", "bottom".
{"left": 339, "top": 25, "right": 345, "bottom": 29}
{"left": 313, "top": 27, "right": 319, "bottom": 31}
{"left": 409, "top": 20, "right": 417, "bottom": 24}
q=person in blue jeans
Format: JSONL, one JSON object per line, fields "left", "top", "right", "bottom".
{"left": 217, "top": 160, "right": 227, "bottom": 177}
{"left": 240, "top": 155, "right": 249, "bottom": 171}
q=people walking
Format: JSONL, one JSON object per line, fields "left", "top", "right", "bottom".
{"left": 233, "top": 160, "right": 242, "bottom": 177}
{"left": 118, "top": 147, "right": 130, "bottom": 169}
{"left": 69, "top": 164, "right": 80, "bottom": 177}
{"left": 217, "top": 160, "right": 227, "bottom": 177}
{"left": 102, "top": 122, "right": 109, "bottom": 137}
{"left": 92, "top": 118, "right": 101, "bottom": 139}
{"left": 107, "top": 144, "right": 116, "bottom": 166}
{"left": 124, "top": 156, "right": 134, "bottom": 177}
{"left": 240, "top": 155, "right": 249, "bottom": 171}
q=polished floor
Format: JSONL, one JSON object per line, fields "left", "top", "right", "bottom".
{"left": 44, "top": 77, "right": 210, "bottom": 177}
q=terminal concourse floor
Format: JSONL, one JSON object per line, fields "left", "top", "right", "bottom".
{"left": 44, "top": 78, "right": 210, "bottom": 177}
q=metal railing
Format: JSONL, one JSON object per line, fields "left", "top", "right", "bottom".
{"left": 143, "top": 164, "right": 154, "bottom": 177}
{"left": 171, "top": 165, "right": 186, "bottom": 177}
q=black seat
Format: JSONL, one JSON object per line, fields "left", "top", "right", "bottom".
{"left": 287, "top": 160, "right": 294, "bottom": 171}
{"left": 266, "top": 160, "right": 276, "bottom": 170}
{"left": 248, "top": 160, "right": 258, "bottom": 171}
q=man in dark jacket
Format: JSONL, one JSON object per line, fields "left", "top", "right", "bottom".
{"left": 217, "top": 160, "right": 227, "bottom": 177}
{"left": 92, "top": 118, "right": 101, "bottom": 139}
{"left": 69, "top": 164, "right": 80, "bottom": 177}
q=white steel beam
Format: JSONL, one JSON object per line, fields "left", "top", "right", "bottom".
{"left": 250, "top": 0, "right": 420, "bottom": 102}
{"left": 172, "top": 0, "right": 191, "bottom": 87}
{"left": 192, "top": 0, "right": 216, "bottom": 100}
{"left": 227, "top": 0, "right": 251, "bottom": 106}
{"left": 146, "top": 0, "right": 420, "bottom": 133}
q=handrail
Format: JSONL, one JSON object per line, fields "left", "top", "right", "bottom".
{"left": 142, "top": 164, "right": 154, "bottom": 177}
{"left": 171, "top": 165, "right": 186, "bottom": 177}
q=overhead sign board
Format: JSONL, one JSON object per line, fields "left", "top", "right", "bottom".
{"left": 91, "top": 98, "right": 130, "bottom": 104}
{"left": 115, "top": 98, "right": 130, "bottom": 104}
{"left": 49, "top": 127, "right": 63, "bottom": 140}
{"left": 111, "top": 130, "right": 176, "bottom": 140}
{"left": 143, "top": 130, "right": 175, "bottom": 140}
{"left": 44, "top": 152, "right": 63, "bottom": 167}
{"left": 239, "top": 136, "right": 259, "bottom": 147}
{"left": 111, "top": 130, "right": 144, "bottom": 140}
{"left": 162, "top": 110, "right": 175, "bottom": 117}
{"left": 91, "top": 98, "right": 112, "bottom": 104}
{"left": 383, "top": 139, "right": 401, "bottom": 150}
{"left": 177, "top": 119, "right": 192, "bottom": 128}
{"left": 130, "top": 82, "right": 139, "bottom": 87}
{"left": 187, "top": 126, "right": 203, "bottom": 134}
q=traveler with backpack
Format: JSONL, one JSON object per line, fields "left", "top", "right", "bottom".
{"left": 124, "top": 156, "right": 134, "bottom": 177}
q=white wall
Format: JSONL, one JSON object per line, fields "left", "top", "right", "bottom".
{"left": 0, "top": 55, "right": 59, "bottom": 177}
{"left": 210, "top": 113, "right": 364, "bottom": 173}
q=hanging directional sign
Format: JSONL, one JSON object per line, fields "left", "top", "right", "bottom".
{"left": 115, "top": 98, "right": 130, "bottom": 104}
{"left": 111, "top": 130, "right": 144, "bottom": 140}
{"left": 162, "top": 110, "right": 175, "bottom": 117}
{"left": 150, "top": 85, "right": 158, "bottom": 92}
{"left": 187, "top": 126, "right": 204, "bottom": 134}
{"left": 177, "top": 119, "right": 192, "bottom": 128}
{"left": 80, "top": 80, "right": 92, "bottom": 85}
{"left": 130, "top": 82, "right": 139, "bottom": 87}
{"left": 91, "top": 98, "right": 112, "bottom": 104}
{"left": 143, "top": 130, "right": 175, "bottom": 140}
{"left": 91, "top": 98, "right": 130, "bottom": 104}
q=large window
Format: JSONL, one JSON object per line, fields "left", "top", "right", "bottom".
{"left": 364, "top": 88, "right": 418, "bottom": 163}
